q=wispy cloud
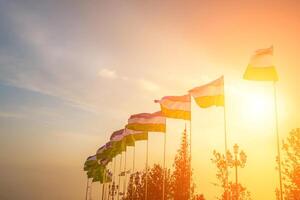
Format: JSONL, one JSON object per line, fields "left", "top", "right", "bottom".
{"left": 138, "top": 79, "right": 160, "bottom": 91}
{"left": 0, "top": 2, "right": 164, "bottom": 120}
{"left": 0, "top": 111, "right": 24, "bottom": 119}
{"left": 97, "top": 68, "right": 118, "bottom": 79}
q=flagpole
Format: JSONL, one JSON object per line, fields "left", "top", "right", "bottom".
{"left": 107, "top": 162, "right": 112, "bottom": 200}
{"left": 104, "top": 169, "right": 107, "bottom": 200}
{"left": 145, "top": 139, "right": 149, "bottom": 200}
{"left": 273, "top": 82, "right": 283, "bottom": 200}
{"left": 101, "top": 170, "right": 105, "bottom": 200}
{"left": 105, "top": 166, "right": 108, "bottom": 200}
{"left": 99, "top": 181, "right": 102, "bottom": 200}
{"left": 162, "top": 127, "right": 167, "bottom": 200}
{"left": 133, "top": 146, "right": 136, "bottom": 173}
{"left": 223, "top": 78, "right": 229, "bottom": 200}
{"left": 89, "top": 182, "right": 93, "bottom": 200}
{"left": 223, "top": 99, "right": 228, "bottom": 155}
{"left": 117, "top": 153, "right": 123, "bottom": 200}
{"left": 113, "top": 157, "right": 116, "bottom": 184}
{"left": 189, "top": 95, "right": 192, "bottom": 200}
{"left": 102, "top": 182, "right": 105, "bottom": 200}
{"left": 132, "top": 146, "right": 136, "bottom": 199}
{"left": 123, "top": 150, "right": 127, "bottom": 198}
{"left": 106, "top": 170, "right": 111, "bottom": 200}
{"left": 86, "top": 177, "right": 89, "bottom": 200}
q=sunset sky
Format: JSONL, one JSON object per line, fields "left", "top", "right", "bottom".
{"left": 1, "top": 0, "right": 300, "bottom": 199}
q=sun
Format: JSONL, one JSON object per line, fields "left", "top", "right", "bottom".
{"left": 242, "top": 89, "right": 274, "bottom": 123}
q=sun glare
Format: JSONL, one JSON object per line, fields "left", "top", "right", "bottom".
{"left": 243, "top": 91, "right": 274, "bottom": 122}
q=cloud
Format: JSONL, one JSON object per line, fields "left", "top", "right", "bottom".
{"left": 138, "top": 79, "right": 160, "bottom": 91}
{"left": 0, "top": 111, "right": 25, "bottom": 119}
{"left": 98, "top": 68, "right": 117, "bottom": 79}
{"left": 0, "top": 2, "right": 162, "bottom": 119}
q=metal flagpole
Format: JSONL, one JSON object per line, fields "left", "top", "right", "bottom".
{"left": 102, "top": 182, "right": 105, "bottom": 200}
{"left": 273, "top": 82, "right": 283, "bottom": 200}
{"left": 113, "top": 158, "right": 116, "bottom": 183}
{"left": 223, "top": 78, "right": 229, "bottom": 200}
{"left": 99, "top": 181, "right": 102, "bottom": 200}
{"left": 106, "top": 162, "right": 113, "bottom": 200}
{"left": 105, "top": 167, "right": 108, "bottom": 200}
{"left": 101, "top": 168, "right": 106, "bottom": 200}
{"left": 162, "top": 127, "right": 167, "bottom": 200}
{"left": 145, "top": 139, "right": 149, "bottom": 200}
{"left": 89, "top": 182, "right": 93, "bottom": 200}
{"left": 189, "top": 95, "right": 192, "bottom": 200}
{"left": 86, "top": 177, "right": 89, "bottom": 200}
{"left": 102, "top": 180, "right": 105, "bottom": 200}
{"left": 103, "top": 169, "right": 107, "bottom": 200}
{"left": 123, "top": 150, "right": 127, "bottom": 198}
{"left": 132, "top": 146, "right": 136, "bottom": 199}
{"left": 133, "top": 146, "right": 136, "bottom": 173}
{"left": 112, "top": 157, "right": 116, "bottom": 182}
{"left": 117, "top": 153, "right": 123, "bottom": 200}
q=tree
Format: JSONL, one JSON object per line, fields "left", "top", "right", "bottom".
{"left": 281, "top": 128, "right": 300, "bottom": 200}
{"left": 124, "top": 128, "right": 205, "bottom": 200}
{"left": 124, "top": 164, "right": 173, "bottom": 200}
{"left": 193, "top": 194, "right": 206, "bottom": 200}
{"left": 172, "top": 127, "right": 192, "bottom": 200}
{"left": 211, "top": 148, "right": 251, "bottom": 200}
{"left": 148, "top": 165, "right": 173, "bottom": 199}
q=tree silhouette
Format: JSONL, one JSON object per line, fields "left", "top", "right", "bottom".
{"left": 281, "top": 128, "right": 300, "bottom": 200}
{"left": 124, "top": 164, "right": 173, "bottom": 200}
{"left": 193, "top": 194, "right": 206, "bottom": 200}
{"left": 211, "top": 148, "right": 251, "bottom": 200}
{"left": 172, "top": 127, "right": 192, "bottom": 200}
{"left": 124, "top": 128, "right": 205, "bottom": 200}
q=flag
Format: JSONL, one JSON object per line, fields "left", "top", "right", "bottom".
{"left": 96, "top": 142, "right": 113, "bottom": 159}
{"left": 91, "top": 165, "right": 104, "bottom": 182}
{"left": 110, "top": 129, "right": 125, "bottom": 142}
{"left": 99, "top": 157, "right": 112, "bottom": 167}
{"left": 84, "top": 155, "right": 112, "bottom": 183}
{"left": 111, "top": 128, "right": 147, "bottom": 147}
{"left": 126, "top": 111, "right": 166, "bottom": 132}
{"left": 109, "top": 130, "right": 126, "bottom": 157}
{"left": 96, "top": 144, "right": 107, "bottom": 157}
{"left": 155, "top": 95, "right": 191, "bottom": 120}
{"left": 189, "top": 76, "right": 224, "bottom": 108}
{"left": 84, "top": 155, "right": 97, "bottom": 171}
{"left": 123, "top": 128, "right": 148, "bottom": 142}
{"left": 91, "top": 166, "right": 112, "bottom": 183}
{"left": 243, "top": 46, "right": 278, "bottom": 81}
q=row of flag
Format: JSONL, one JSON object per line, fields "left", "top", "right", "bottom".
{"left": 84, "top": 74, "right": 226, "bottom": 182}
{"left": 84, "top": 46, "right": 278, "bottom": 191}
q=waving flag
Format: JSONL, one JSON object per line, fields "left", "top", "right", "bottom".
{"left": 84, "top": 155, "right": 98, "bottom": 171}
{"left": 126, "top": 111, "right": 166, "bottom": 132}
{"left": 189, "top": 76, "right": 224, "bottom": 108}
{"left": 243, "top": 46, "right": 278, "bottom": 81}
{"left": 88, "top": 165, "right": 112, "bottom": 183}
{"left": 110, "top": 129, "right": 124, "bottom": 142}
{"left": 109, "top": 129, "right": 127, "bottom": 156}
{"left": 111, "top": 128, "right": 135, "bottom": 147}
{"left": 84, "top": 155, "right": 108, "bottom": 183}
{"left": 96, "top": 144, "right": 106, "bottom": 157}
{"left": 124, "top": 128, "right": 148, "bottom": 141}
{"left": 87, "top": 164, "right": 102, "bottom": 179}
{"left": 96, "top": 141, "right": 114, "bottom": 159}
{"left": 155, "top": 95, "right": 191, "bottom": 120}
{"left": 99, "top": 157, "right": 112, "bottom": 166}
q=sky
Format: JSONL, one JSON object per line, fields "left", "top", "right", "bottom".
{"left": 0, "top": 0, "right": 300, "bottom": 199}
